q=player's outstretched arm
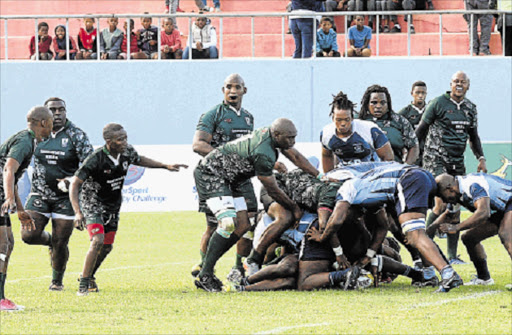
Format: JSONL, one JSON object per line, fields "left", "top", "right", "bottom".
{"left": 137, "top": 155, "right": 188, "bottom": 172}
{"left": 357, "top": 208, "right": 388, "bottom": 267}
{"left": 281, "top": 148, "right": 319, "bottom": 177}
{"left": 1, "top": 158, "right": 20, "bottom": 216}
{"left": 440, "top": 197, "right": 490, "bottom": 234}
{"left": 258, "top": 175, "right": 302, "bottom": 222}
{"left": 307, "top": 201, "right": 350, "bottom": 243}
{"left": 69, "top": 176, "right": 85, "bottom": 230}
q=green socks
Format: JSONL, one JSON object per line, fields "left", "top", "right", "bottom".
{"left": 199, "top": 232, "right": 239, "bottom": 277}
{"left": 52, "top": 269, "right": 65, "bottom": 282}
{"left": 0, "top": 273, "right": 5, "bottom": 299}
{"left": 235, "top": 253, "right": 244, "bottom": 269}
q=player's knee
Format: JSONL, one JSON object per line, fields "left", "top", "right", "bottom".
{"left": 20, "top": 230, "right": 38, "bottom": 245}
{"left": 461, "top": 231, "right": 476, "bottom": 247}
{"left": 103, "top": 244, "right": 113, "bottom": 254}
{"left": 90, "top": 234, "right": 105, "bottom": 250}
{"left": 280, "top": 260, "right": 298, "bottom": 277}
{"left": 207, "top": 196, "right": 239, "bottom": 238}
{"left": 280, "top": 277, "right": 297, "bottom": 290}
{"left": 402, "top": 218, "right": 426, "bottom": 246}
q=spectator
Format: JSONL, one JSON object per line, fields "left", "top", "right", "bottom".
{"left": 161, "top": 18, "right": 183, "bottom": 59}
{"left": 290, "top": 0, "right": 320, "bottom": 58}
{"left": 464, "top": 0, "right": 493, "bottom": 55}
{"left": 385, "top": 0, "right": 416, "bottom": 33}
{"left": 496, "top": 0, "right": 512, "bottom": 56}
{"left": 316, "top": 17, "right": 341, "bottom": 57}
{"left": 194, "top": 0, "right": 220, "bottom": 12}
{"left": 137, "top": 13, "right": 159, "bottom": 59}
{"left": 182, "top": 15, "right": 218, "bottom": 59}
{"left": 164, "top": 0, "right": 184, "bottom": 15}
{"left": 53, "top": 25, "right": 77, "bottom": 60}
{"left": 347, "top": 15, "right": 372, "bottom": 57}
{"left": 76, "top": 17, "right": 97, "bottom": 60}
{"left": 99, "top": 17, "right": 124, "bottom": 60}
{"left": 118, "top": 19, "right": 146, "bottom": 59}
{"left": 29, "top": 22, "right": 53, "bottom": 60}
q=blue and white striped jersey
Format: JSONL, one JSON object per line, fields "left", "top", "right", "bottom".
{"left": 457, "top": 173, "right": 512, "bottom": 213}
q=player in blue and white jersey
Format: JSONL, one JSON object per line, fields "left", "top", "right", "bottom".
{"left": 307, "top": 163, "right": 463, "bottom": 292}
{"left": 436, "top": 173, "right": 512, "bottom": 286}
{"left": 320, "top": 91, "right": 394, "bottom": 172}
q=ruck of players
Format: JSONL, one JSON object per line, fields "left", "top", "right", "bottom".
{"left": 0, "top": 71, "right": 510, "bottom": 310}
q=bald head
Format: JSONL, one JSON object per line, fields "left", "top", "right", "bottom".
{"left": 436, "top": 173, "right": 456, "bottom": 190}
{"left": 271, "top": 118, "right": 296, "bottom": 134}
{"left": 26, "top": 106, "right": 52, "bottom": 124}
{"left": 435, "top": 173, "right": 460, "bottom": 204}
{"left": 451, "top": 71, "right": 469, "bottom": 84}
{"left": 224, "top": 73, "right": 244, "bottom": 86}
{"left": 270, "top": 118, "right": 297, "bottom": 149}
{"left": 103, "top": 123, "right": 125, "bottom": 141}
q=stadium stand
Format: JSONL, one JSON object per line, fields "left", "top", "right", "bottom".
{"left": 0, "top": 0, "right": 504, "bottom": 59}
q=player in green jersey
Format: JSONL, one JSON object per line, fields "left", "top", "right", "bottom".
{"left": 0, "top": 106, "right": 53, "bottom": 311}
{"left": 416, "top": 71, "right": 487, "bottom": 265}
{"left": 70, "top": 123, "right": 187, "bottom": 296}
{"left": 194, "top": 118, "right": 319, "bottom": 292}
{"left": 21, "top": 97, "right": 94, "bottom": 292}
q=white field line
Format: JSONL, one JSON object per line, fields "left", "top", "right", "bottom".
{"left": 402, "top": 290, "right": 502, "bottom": 310}
{"left": 254, "top": 291, "right": 503, "bottom": 335}
{"left": 254, "top": 322, "right": 331, "bottom": 335}
{"left": 8, "top": 261, "right": 188, "bottom": 283}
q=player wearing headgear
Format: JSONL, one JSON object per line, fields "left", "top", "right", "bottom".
{"left": 0, "top": 106, "right": 53, "bottom": 310}
{"left": 70, "top": 123, "right": 188, "bottom": 296}
{"left": 436, "top": 173, "right": 512, "bottom": 286}
{"left": 21, "top": 97, "right": 93, "bottom": 292}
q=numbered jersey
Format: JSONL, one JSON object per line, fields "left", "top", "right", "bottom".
{"left": 320, "top": 120, "right": 388, "bottom": 166}
{"left": 196, "top": 103, "right": 254, "bottom": 148}
{"left": 75, "top": 145, "right": 140, "bottom": 213}
{"left": 457, "top": 173, "right": 512, "bottom": 214}
{"left": 31, "top": 120, "right": 93, "bottom": 199}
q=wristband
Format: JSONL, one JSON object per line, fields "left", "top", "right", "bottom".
{"left": 317, "top": 172, "right": 324, "bottom": 180}
{"left": 478, "top": 156, "right": 486, "bottom": 161}
{"left": 333, "top": 246, "right": 343, "bottom": 257}
{"left": 366, "top": 249, "right": 376, "bottom": 258}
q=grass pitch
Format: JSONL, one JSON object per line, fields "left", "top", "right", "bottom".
{"left": 1, "top": 211, "right": 511, "bottom": 334}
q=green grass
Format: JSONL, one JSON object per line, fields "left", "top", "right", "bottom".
{"left": 1, "top": 211, "right": 511, "bottom": 334}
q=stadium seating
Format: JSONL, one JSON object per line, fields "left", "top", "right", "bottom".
{"left": 0, "top": 0, "right": 503, "bottom": 59}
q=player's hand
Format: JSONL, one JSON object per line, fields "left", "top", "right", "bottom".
{"left": 477, "top": 159, "right": 487, "bottom": 173}
{"left": 292, "top": 204, "right": 303, "bottom": 223}
{"left": 306, "top": 226, "right": 323, "bottom": 243}
{"left": 18, "top": 210, "right": 35, "bottom": 231}
{"left": 57, "top": 178, "right": 71, "bottom": 193}
{"left": 166, "top": 164, "right": 188, "bottom": 171}
{"left": 74, "top": 212, "right": 86, "bottom": 231}
{"left": 336, "top": 254, "right": 350, "bottom": 270}
{"left": 439, "top": 223, "right": 458, "bottom": 234}
{"left": 273, "top": 162, "right": 288, "bottom": 173}
{"left": 1, "top": 197, "right": 16, "bottom": 216}
{"left": 355, "top": 256, "right": 371, "bottom": 267}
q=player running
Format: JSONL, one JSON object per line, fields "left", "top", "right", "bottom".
{"left": 0, "top": 106, "right": 53, "bottom": 311}
{"left": 436, "top": 173, "right": 511, "bottom": 285}
{"left": 70, "top": 123, "right": 188, "bottom": 296}
{"left": 21, "top": 97, "right": 93, "bottom": 291}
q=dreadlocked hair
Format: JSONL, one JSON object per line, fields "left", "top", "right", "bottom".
{"left": 359, "top": 84, "right": 393, "bottom": 119}
{"left": 329, "top": 91, "right": 356, "bottom": 117}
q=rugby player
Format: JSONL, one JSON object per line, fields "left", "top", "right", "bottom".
{"left": 307, "top": 163, "right": 464, "bottom": 292}
{"left": 70, "top": 123, "right": 188, "bottom": 296}
{"left": 194, "top": 118, "right": 319, "bottom": 292}
{"left": 192, "top": 74, "right": 257, "bottom": 280}
{"left": 436, "top": 173, "right": 511, "bottom": 285}
{"left": 21, "top": 97, "right": 93, "bottom": 291}
{"left": 0, "top": 106, "right": 53, "bottom": 310}
{"left": 416, "top": 71, "right": 487, "bottom": 265}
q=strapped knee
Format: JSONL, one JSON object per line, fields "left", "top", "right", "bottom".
{"left": 402, "top": 218, "right": 426, "bottom": 233}
{"left": 207, "top": 196, "right": 237, "bottom": 238}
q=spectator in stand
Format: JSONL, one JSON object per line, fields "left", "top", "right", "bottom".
{"left": 182, "top": 15, "right": 218, "bottom": 59}
{"left": 194, "top": 0, "right": 220, "bottom": 12}
{"left": 290, "top": 0, "right": 321, "bottom": 58}
{"left": 53, "top": 25, "right": 77, "bottom": 60}
{"left": 98, "top": 17, "right": 124, "bottom": 60}
{"left": 385, "top": 0, "right": 416, "bottom": 33}
{"left": 316, "top": 17, "right": 341, "bottom": 57}
{"left": 464, "top": 0, "right": 493, "bottom": 55}
{"left": 29, "top": 22, "right": 53, "bottom": 60}
{"left": 76, "top": 17, "right": 97, "bottom": 60}
{"left": 161, "top": 18, "right": 183, "bottom": 59}
{"left": 118, "top": 19, "right": 146, "bottom": 59}
{"left": 137, "top": 13, "right": 159, "bottom": 59}
{"left": 496, "top": 0, "right": 512, "bottom": 56}
{"left": 347, "top": 15, "right": 372, "bottom": 57}
{"left": 164, "top": 0, "right": 184, "bottom": 15}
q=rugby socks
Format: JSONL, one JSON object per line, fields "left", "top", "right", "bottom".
{"left": 328, "top": 268, "right": 351, "bottom": 287}
{"left": 199, "top": 232, "right": 239, "bottom": 277}
{"left": 199, "top": 250, "right": 206, "bottom": 267}
{"left": 247, "top": 250, "right": 263, "bottom": 267}
{"left": 91, "top": 245, "right": 113, "bottom": 277}
{"left": 473, "top": 258, "right": 491, "bottom": 281}
{"left": 52, "top": 269, "right": 65, "bottom": 282}
{"left": 425, "top": 212, "right": 439, "bottom": 239}
{"left": 79, "top": 276, "right": 90, "bottom": 289}
{"left": 235, "top": 253, "right": 244, "bottom": 269}
{"left": 440, "top": 265, "right": 455, "bottom": 280}
{"left": 381, "top": 256, "right": 423, "bottom": 282}
{"left": 447, "top": 233, "right": 460, "bottom": 260}
{"left": 0, "top": 273, "right": 5, "bottom": 299}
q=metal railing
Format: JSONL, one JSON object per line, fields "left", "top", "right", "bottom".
{"left": 1, "top": 9, "right": 510, "bottom": 60}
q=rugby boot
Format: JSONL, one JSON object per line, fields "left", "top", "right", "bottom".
{"left": 191, "top": 263, "right": 202, "bottom": 278}
{"left": 0, "top": 298, "right": 24, "bottom": 311}
{"left": 464, "top": 275, "right": 494, "bottom": 286}
{"left": 226, "top": 267, "right": 245, "bottom": 285}
{"left": 343, "top": 266, "right": 361, "bottom": 291}
{"left": 49, "top": 280, "right": 64, "bottom": 291}
{"left": 88, "top": 277, "right": 99, "bottom": 292}
{"left": 195, "top": 274, "right": 222, "bottom": 292}
{"left": 435, "top": 272, "right": 463, "bottom": 293}
{"left": 77, "top": 277, "right": 90, "bottom": 296}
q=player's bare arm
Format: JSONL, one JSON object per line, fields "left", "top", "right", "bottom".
{"left": 137, "top": 155, "right": 188, "bottom": 171}
{"left": 192, "top": 130, "right": 214, "bottom": 157}
{"left": 280, "top": 147, "right": 319, "bottom": 177}
{"left": 69, "top": 176, "right": 85, "bottom": 230}
{"left": 415, "top": 121, "right": 429, "bottom": 143}
{"left": 440, "top": 197, "right": 491, "bottom": 234}
{"left": 307, "top": 201, "right": 350, "bottom": 243}
{"left": 404, "top": 145, "right": 419, "bottom": 165}
{"left": 468, "top": 127, "right": 487, "bottom": 173}
{"left": 258, "top": 175, "right": 302, "bottom": 222}
{"left": 376, "top": 142, "right": 394, "bottom": 161}
{"left": 321, "top": 146, "right": 335, "bottom": 173}
{"left": 1, "top": 158, "right": 20, "bottom": 216}
{"left": 357, "top": 208, "right": 388, "bottom": 267}
{"left": 14, "top": 185, "right": 35, "bottom": 231}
